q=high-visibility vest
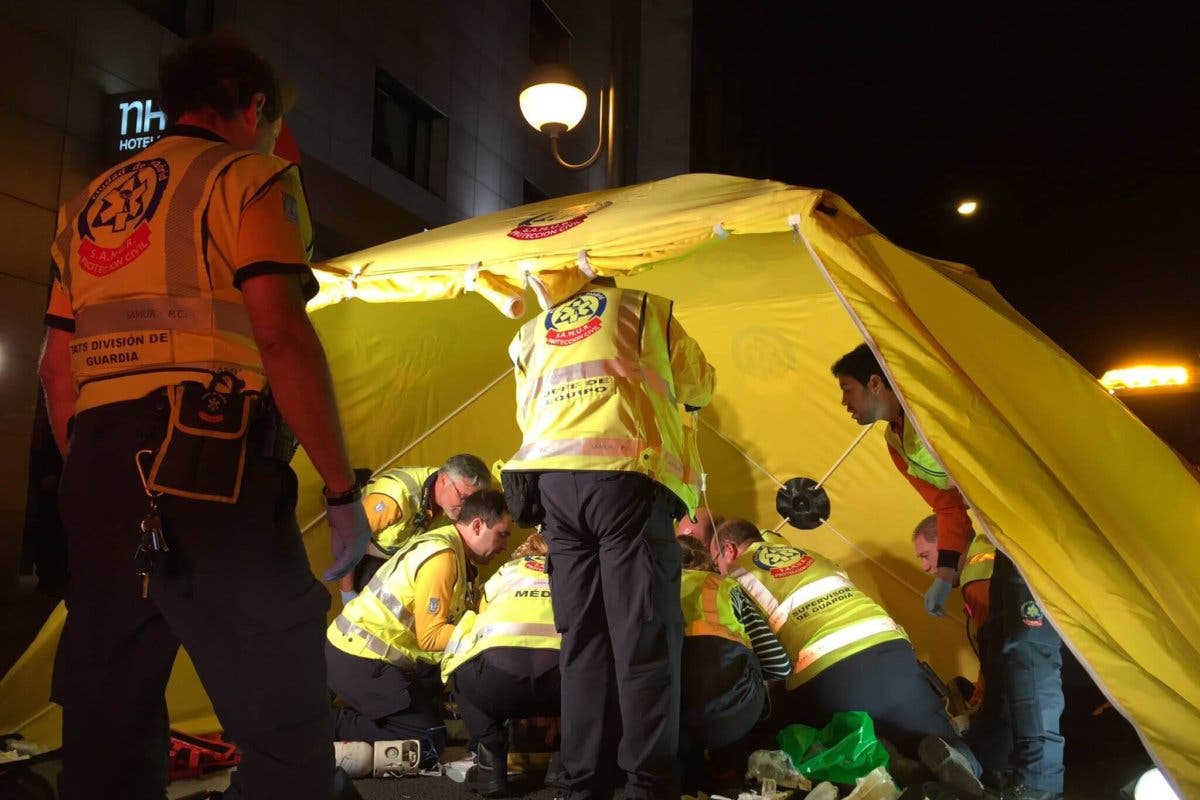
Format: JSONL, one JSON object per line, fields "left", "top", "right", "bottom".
{"left": 49, "top": 131, "right": 312, "bottom": 412}
{"left": 440, "top": 555, "right": 560, "bottom": 682}
{"left": 504, "top": 285, "right": 710, "bottom": 512}
{"left": 328, "top": 525, "right": 470, "bottom": 666}
{"left": 730, "top": 542, "right": 908, "bottom": 689}
{"left": 884, "top": 418, "right": 950, "bottom": 490}
{"left": 960, "top": 535, "right": 996, "bottom": 587}
{"left": 367, "top": 466, "right": 442, "bottom": 554}
{"left": 680, "top": 569, "right": 751, "bottom": 649}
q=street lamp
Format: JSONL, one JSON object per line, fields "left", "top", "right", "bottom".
{"left": 519, "top": 63, "right": 614, "bottom": 185}
{"left": 957, "top": 199, "right": 979, "bottom": 216}
{"left": 1100, "top": 365, "right": 1191, "bottom": 394}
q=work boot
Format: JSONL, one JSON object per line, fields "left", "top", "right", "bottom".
{"left": 467, "top": 744, "right": 513, "bottom": 798}
{"left": 918, "top": 736, "right": 985, "bottom": 797}
{"left": 994, "top": 784, "right": 1063, "bottom": 800}
{"left": 881, "top": 737, "right": 932, "bottom": 788}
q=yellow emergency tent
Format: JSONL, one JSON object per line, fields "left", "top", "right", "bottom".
{"left": 3, "top": 174, "right": 1198, "bottom": 796}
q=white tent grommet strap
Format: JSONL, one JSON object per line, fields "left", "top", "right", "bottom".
{"left": 712, "top": 222, "right": 730, "bottom": 239}
{"left": 577, "top": 250, "right": 596, "bottom": 278}
{"left": 463, "top": 262, "right": 481, "bottom": 292}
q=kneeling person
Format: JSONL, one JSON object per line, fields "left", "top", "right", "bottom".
{"left": 712, "top": 519, "right": 984, "bottom": 794}
{"left": 677, "top": 537, "right": 791, "bottom": 791}
{"left": 327, "top": 490, "right": 512, "bottom": 763}
{"left": 441, "top": 532, "right": 561, "bottom": 797}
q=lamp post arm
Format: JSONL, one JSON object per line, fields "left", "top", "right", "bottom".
{"left": 549, "top": 88, "right": 607, "bottom": 171}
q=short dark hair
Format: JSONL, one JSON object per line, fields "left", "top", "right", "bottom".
{"left": 442, "top": 454, "right": 492, "bottom": 488}
{"left": 159, "top": 33, "right": 287, "bottom": 123}
{"left": 715, "top": 518, "right": 763, "bottom": 550}
{"left": 458, "top": 489, "right": 510, "bottom": 527}
{"left": 678, "top": 536, "right": 715, "bottom": 571}
{"left": 831, "top": 343, "right": 890, "bottom": 389}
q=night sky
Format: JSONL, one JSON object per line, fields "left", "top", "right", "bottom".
{"left": 692, "top": 3, "right": 1199, "bottom": 375}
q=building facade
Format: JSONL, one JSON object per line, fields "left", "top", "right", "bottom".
{"left": 0, "top": 0, "right": 691, "bottom": 591}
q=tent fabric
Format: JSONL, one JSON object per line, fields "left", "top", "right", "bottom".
{"left": 3, "top": 174, "right": 1197, "bottom": 797}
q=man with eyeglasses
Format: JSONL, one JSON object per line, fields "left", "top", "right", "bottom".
{"left": 341, "top": 454, "right": 493, "bottom": 599}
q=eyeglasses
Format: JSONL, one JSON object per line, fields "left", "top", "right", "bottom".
{"left": 447, "top": 480, "right": 473, "bottom": 505}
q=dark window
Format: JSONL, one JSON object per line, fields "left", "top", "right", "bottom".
{"left": 523, "top": 179, "right": 550, "bottom": 205}
{"left": 530, "top": 0, "right": 571, "bottom": 65}
{"left": 372, "top": 69, "right": 446, "bottom": 194}
{"left": 126, "top": 0, "right": 214, "bottom": 37}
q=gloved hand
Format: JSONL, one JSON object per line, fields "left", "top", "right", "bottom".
{"left": 924, "top": 576, "right": 953, "bottom": 617}
{"left": 340, "top": 590, "right": 358, "bottom": 606}
{"left": 321, "top": 470, "right": 372, "bottom": 582}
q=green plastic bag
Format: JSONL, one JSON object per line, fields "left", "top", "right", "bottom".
{"left": 776, "top": 711, "right": 890, "bottom": 784}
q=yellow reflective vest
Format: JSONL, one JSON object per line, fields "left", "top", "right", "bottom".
{"left": 505, "top": 285, "right": 715, "bottom": 512}
{"left": 47, "top": 129, "right": 314, "bottom": 412}
{"left": 960, "top": 535, "right": 996, "bottom": 587}
{"left": 680, "top": 569, "right": 751, "bottom": 649}
{"left": 440, "top": 555, "right": 560, "bottom": 682}
{"left": 730, "top": 541, "right": 908, "bottom": 689}
{"left": 884, "top": 419, "right": 950, "bottom": 490}
{"left": 328, "top": 525, "right": 470, "bottom": 666}
{"left": 367, "top": 466, "right": 442, "bottom": 554}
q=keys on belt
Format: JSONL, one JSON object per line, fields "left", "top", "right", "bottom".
{"left": 134, "top": 449, "right": 169, "bottom": 598}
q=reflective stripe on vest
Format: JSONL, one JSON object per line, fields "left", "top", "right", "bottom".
{"left": 507, "top": 286, "right": 700, "bottom": 511}
{"left": 764, "top": 575, "right": 855, "bottom": 632}
{"left": 369, "top": 467, "right": 439, "bottom": 554}
{"left": 731, "top": 542, "right": 908, "bottom": 687}
{"left": 884, "top": 420, "right": 950, "bottom": 490}
{"left": 56, "top": 136, "right": 301, "bottom": 411}
{"left": 682, "top": 571, "right": 751, "bottom": 649}
{"left": 961, "top": 536, "right": 996, "bottom": 586}
{"left": 439, "top": 556, "right": 560, "bottom": 681}
{"left": 332, "top": 615, "right": 415, "bottom": 667}
{"left": 793, "top": 616, "right": 904, "bottom": 674}
{"left": 329, "top": 526, "right": 468, "bottom": 666}
{"left": 447, "top": 621, "right": 560, "bottom": 655}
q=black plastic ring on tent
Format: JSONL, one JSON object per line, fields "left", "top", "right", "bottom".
{"left": 775, "top": 477, "right": 831, "bottom": 530}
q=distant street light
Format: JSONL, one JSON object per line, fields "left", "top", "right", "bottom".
{"left": 1100, "top": 365, "right": 1191, "bottom": 393}
{"left": 519, "top": 63, "right": 615, "bottom": 186}
{"left": 957, "top": 199, "right": 979, "bottom": 216}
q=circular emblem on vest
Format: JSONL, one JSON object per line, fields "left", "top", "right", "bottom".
{"left": 1020, "top": 600, "right": 1045, "bottom": 627}
{"left": 544, "top": 291, "right": 607, "bottom": 346}
{"left": 507, "top": 200, "right": 612, "bottom": 240}
{"left": 76, "top": 158, "right": 170, "bottom": 277}
{"left": 752, "top": 545, "right": 815, "bottom": 578}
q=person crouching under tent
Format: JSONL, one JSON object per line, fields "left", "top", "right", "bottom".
{"left": 834, "top": 343, "right": 1065, "bottom": 800}
{"left": 326, "top": 490, "right": 512, "bottom": 766}
{"left": 912, "top": 515, "right": 997, "bottom": 708}
{"left": 675, "top": 535, "right": 792, "bottom": 792}
{"left": 342, "top": 454, "right": 493, "bottom": 598}
{"left": 711, "top": 518, "right": 986, "bottom": 795}
{"left": 440, "top": 531, "right": 563, "bottom": 797}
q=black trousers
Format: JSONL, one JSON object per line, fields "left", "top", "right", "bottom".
{"left": 452, "top": 649, "right": 562, "bottom": 754}
{"left": 539, "top": 471, "right": 684, "bottom": 800}
{"left": 52, "top": 395, "right": 333, "bottom": 800}
{"left": 771, "top": 639, "right": 981, "bottom": 774}
{"left": 326, "top": 642, "right": 446, "bottom": 764}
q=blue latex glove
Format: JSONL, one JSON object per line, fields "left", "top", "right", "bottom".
{"left": 924, "top": 576, "right": 953, "bottom": 617}
{"left": 340, "top": 590, "right": 358, "bottom": 606}
{"left": 321, "top": 488, "right": 371, "bottom": 582}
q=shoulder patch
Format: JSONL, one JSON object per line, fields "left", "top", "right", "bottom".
{"left": 427, "top": 597, "right": 441, "bottom": 614}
